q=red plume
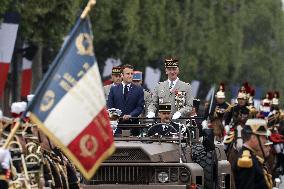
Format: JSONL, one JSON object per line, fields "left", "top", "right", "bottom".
{"left": 266, "top": 91, "right": 273, "bottom": 100}
{"left": 250, "top": 88, "right": 255, "bottom": 97}
{"left": 219, "top": 82, "right": 225, "bottom": 92}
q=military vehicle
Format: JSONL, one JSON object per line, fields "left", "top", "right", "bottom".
{"left": 81, "top": 117, "right": 232, "bottom": 189}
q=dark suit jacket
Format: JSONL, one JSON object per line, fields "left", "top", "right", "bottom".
{"left": 107, "top": 83, "right": 144, "bottom": 117}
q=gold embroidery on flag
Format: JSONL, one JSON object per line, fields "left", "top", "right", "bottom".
{"left": 40, "top": 90, "right": 55, "bottom": 112}
{"left": 80, "top": 135, "right": 98, "bottom": 157}
{"left": 76, "top": 33, "right": 94, "bottom": 56}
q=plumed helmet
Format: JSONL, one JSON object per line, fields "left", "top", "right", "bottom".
{"left": 243, "top": 119, "right": 268, "bottom": 136}
{"left": 215, "top": 83, "right": 225, "bottom": 98}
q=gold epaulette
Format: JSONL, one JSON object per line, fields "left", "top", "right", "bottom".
{"left": 225, "top": 102, "right": 233, "bottom": 112}
{"left": 223, "top": 131, "right": 234, "bottom": 144}
{"left": 237, "top": 150, "right": 253, "bottom": 168}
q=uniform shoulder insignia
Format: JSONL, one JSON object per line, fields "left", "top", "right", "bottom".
{"left": 237, "top": 150, "right": 253, "bottom": 168}
{"left": 226, "top": 102, "right": 231, "bottom": 107}
{"left": 224, "top": 102, "right": 232, "bottom": 112}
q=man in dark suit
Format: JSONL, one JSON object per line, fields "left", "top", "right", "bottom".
{"left": 107, "top": 64, "right": 144, "bottom": 135}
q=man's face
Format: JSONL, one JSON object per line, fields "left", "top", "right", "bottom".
{"left": 111, "top": 74, "right": 122, "bottom": 85}
{"left": 165, "top": 67, "right": 179, "bottom": 81}
{"left": 237, "top": 98, "right": 246, "bottom": 106}
{"left": 132, "top": 80, "right": 142, "bottom": 86}
{"left": 251, "top": 135, "right": 268, "bottom": 152}
{"left": 158, "top": 111, "right": 172, "bottom": 123}
{"left": 216, "top": 97, "right": 225, "bottom": 104}
{"left": 121, "top": 68, "right": 133, "bottom": 84}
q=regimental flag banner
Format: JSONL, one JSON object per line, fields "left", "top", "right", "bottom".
{"left": 27, "top": 17, "right": 115, "bottom": 179}
{"left": 0, "top": 13, "right": 19, "bottom": 97}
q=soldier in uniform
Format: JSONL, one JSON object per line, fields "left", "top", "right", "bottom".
{"left": 147, "top": 103, "right": 174, "bottom": 136}
{"left": 224, "top": 91, "right": 250, "bottom": 134}
{"left": 267, "top": 91, "right": 281, "bottom": 130}
{"left": 259, "top": 92, "right": 273, "bottom": 119}
{"left": 147, "top": 57, "right": 193, "bottom": 120}
{"left": 132, "top": 71, "right": 152, "bottom": 116}
{"left": 233, "top": 119, "right": 273, "bottom": 189}
{"left": 104, "top": 66, "right": 122, "bottom": 101}
{"left": 247, "top": 88, "right": 258, "bottom": 118}
{"left": 203, "top": 83, "right": 231, "bottom": 123}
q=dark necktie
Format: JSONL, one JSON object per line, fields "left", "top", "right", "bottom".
{"left": 169, "top": 81, "right": 174, "bottom": 90}
{"left": 124, "top": 85, "right": 128, "bottom": 100}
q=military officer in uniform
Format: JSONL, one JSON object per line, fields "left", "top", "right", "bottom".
{"left": 204, "top": 83, "right": 231, "bottom": 121}
{"left": 132, "top": 71, "right": 152, "bottom": 116}
{"left": 147, "top": 103, "right": 175, "bottom": 136}
{"left": 233, "top": 119, "right": 273, "bottom": 189}
{"left": 147, "top": 57, "right": 193, "bottom": 120}
{"left": 104, "top": 66, "right": 122, "bottom": 101}
{"left": 224, "top": 91, "right": 250, "bottom": 134}
{"left": 247, "top": 88, "right": 258, "bottom": 118}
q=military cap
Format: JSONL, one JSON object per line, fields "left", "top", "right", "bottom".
{"left": 243, "top": 119, "right": 268, "bottom": 136}
{"left": 108, "top": 108, "right": 122, "bottom": 119}
{"left": 164, "top": 58, "right": 179, "bottom": 68}
{"left": 111, "top": 66, "right": 121, "bottom": 75}
{"left": 159, "top": 103, "right": 171, "bottom": 112}
{"left": 133, "top": 71, "right": 143, "bottom": 81}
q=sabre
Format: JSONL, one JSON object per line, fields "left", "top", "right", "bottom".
{"left": 207, "top": 86, "right": 215, "bottom": 123}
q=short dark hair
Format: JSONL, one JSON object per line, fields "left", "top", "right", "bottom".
{"left": 122, "top": 64, "right": 134, "bottom": 73}
{"left": 242, "top": 128, "right": 252, "bottom": 142}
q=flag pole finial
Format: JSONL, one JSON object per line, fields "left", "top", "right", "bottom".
{"left": 80, "top": 0, "right": 97, "bottom": 19}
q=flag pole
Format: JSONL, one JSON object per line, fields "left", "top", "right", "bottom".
{"left": 3, "top": 121, "right": 21, "bottom": 148}
{"left": 81, "top": 0, "right": 96, "bottom": 19}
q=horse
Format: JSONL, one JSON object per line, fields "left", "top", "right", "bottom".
{"left": 209, "top": 118, "right": 224, "bottom": 142}
{"left": 224, "top": 125, "right": 243, "bottom": 162}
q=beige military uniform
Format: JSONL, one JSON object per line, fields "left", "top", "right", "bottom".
{"left": 104, "top": 84, "right": 113, "bottom": 101}
{"left": 148, "top": 79, "right": 193, "bottom": 116}
{"left": 143, "top": 89, "right": 152, "bottom": 116}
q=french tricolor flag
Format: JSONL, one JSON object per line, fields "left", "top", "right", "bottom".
{"left": 0, "top": 13, "right": 19, "bottom": 97}
{"left": 27, "top": 17, "right": 114, "bottom": 180}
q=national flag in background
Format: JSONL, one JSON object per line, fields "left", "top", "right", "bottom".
{"left": 0, "top": 12, "right": 19, "bottom": 97}
{"left": 27, "top": 16, "right": 115, "bottom": 179}
{"left": 21, "top": 43, "right": 37, "bottom": 98}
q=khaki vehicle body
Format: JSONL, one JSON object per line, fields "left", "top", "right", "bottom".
{"left": 82, "top": 138, "right": 232, "bottom": 189}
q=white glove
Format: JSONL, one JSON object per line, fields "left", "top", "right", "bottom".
{"left": 172, "top": 111, "right": 181, "bottom": 120}
{"left": 224, "top": 125, "right": 230, "bottom": 134}
{"left": 0, "top": 148, "right": 11, "bottom": 169}
{"left": 146, "top": 111, "right": 155, "bottom": 118}
{"left": 201, "top": 120, "right": 208, "bottom": 129}
{"left": 110, "top": 121, "right": 118, "bottom": 134}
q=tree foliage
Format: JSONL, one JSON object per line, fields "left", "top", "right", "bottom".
{"left": 1, "top": 0, "right": 284, "bottom": 101}
{"left": 91, "top": 0, "right": 284, "bottom": 100}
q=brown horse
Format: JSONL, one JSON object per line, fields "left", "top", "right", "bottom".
{"left": 209, "top": 118, "right": 224, "bottom": 142}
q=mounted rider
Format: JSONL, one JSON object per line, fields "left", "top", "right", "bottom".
{"left": 224, "top": 90, "right": 250, "bottom": 134}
